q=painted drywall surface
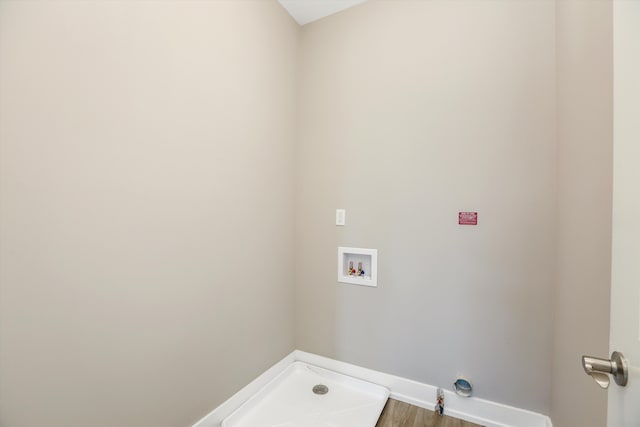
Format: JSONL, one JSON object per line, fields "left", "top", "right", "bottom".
{"left": 294, "top": 0, "right": 557, "bottom": 414}
{"left": 551, "top": 2, "right": 613, "bottom": 426}
{"left": 0, "top": 1, "right": 298, "bottom": 426}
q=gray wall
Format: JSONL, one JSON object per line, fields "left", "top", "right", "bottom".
{"left": 295, "top": 0, "right": 557, "bottom": 414}
{"left": 552, "top": 1, "right": 612, "bottom": 426}
{"left": 0, "top": 1, "right": 298, "bottom": 426}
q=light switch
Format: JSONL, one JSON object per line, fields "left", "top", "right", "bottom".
{"left": 336, "top": 209, "right": 346, "bottom": 226}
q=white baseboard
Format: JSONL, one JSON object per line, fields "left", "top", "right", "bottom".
{"left": 193, "top": 350, "right": 553, "bottom": 427}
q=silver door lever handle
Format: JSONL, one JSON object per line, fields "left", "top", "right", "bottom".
{"left": 582, "top": 351, "right": 628, "bottom": 389}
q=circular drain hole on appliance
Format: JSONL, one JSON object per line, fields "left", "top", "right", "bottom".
{"left": 312, "top": 384, "right": 329, "bottom": 395}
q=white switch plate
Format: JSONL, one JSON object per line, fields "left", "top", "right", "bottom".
{"left": 336, "top": 209, "right": 346, "bottom": 226}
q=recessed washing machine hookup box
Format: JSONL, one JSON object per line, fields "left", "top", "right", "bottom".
{"left": 337, "top": 247, "right": 378, "bottom": 287}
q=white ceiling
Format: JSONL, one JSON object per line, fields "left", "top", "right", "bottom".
{"left": 278, "top": 0, "right": 367, "bottom": 26}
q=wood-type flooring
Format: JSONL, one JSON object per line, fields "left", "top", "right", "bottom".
{"left": 375, "top": 399, "right": 484, "bottom": 427}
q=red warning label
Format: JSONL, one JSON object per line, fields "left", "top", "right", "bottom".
{"left": 459, "top": 212, "right": 478, "bottom": 225}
